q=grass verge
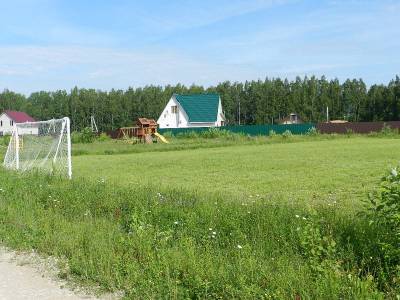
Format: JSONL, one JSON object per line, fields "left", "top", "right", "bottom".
{"left": 0, "top": 170, "right": 395, "bottom": 298}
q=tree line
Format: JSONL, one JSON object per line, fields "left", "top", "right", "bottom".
{"left": 0, "top": 75, "right": 399, "bottom": 131}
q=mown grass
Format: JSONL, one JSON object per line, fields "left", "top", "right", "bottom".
{"left": 70, "top": 132, "right": 396, "bottom": 156}
{"left": 74, "top": 137, "right": 399, "bottom": 208}
{"left": 0, "top": 135, "right": 399, "bottom": 298}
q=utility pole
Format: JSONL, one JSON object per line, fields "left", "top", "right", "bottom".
{"left": 326, "top": 106, "right": 329, "bottom": 123}
{"left": 237, "top": 96, "right": 241, "bottom": 125}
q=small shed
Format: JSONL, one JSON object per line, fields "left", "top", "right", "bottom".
{"left": 279, "top": 113, "right": 303, "bottom": 125}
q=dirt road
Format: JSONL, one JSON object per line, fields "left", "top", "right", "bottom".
{"left": 0, "top": 247, "right": 98, "bottom": 300}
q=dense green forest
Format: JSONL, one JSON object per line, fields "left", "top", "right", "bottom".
{"left": 1, "top": 75, "right": 399, "bottom": 131}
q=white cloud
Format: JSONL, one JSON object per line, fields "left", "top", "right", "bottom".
{"left": 0, "top": 0, "right": 398, "bottom": 93}
{"left": 0, "top": 46, "right": 259, "bottom": 94}
{"left": 110, "top": 0, "right": 293, "bottom": 34}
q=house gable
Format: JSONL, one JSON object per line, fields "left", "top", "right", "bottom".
{"left": 157, "top": 97, "right": 189, "bottom": 128}
{"left": 0, "top": 113, "right": 16, "bottom": 135}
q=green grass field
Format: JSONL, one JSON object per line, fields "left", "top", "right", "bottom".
{"left": 0, "top": 135, "right": 399, "bottom": 298}
{"left": 75, "top": 137, "right": 398, "bottom": 207}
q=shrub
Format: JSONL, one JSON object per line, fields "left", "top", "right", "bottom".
{"left": 306, "top": 127, "right": 319, "bottom": 136}
{"left": 380, "top": 123, "right": 398, "bottom": 136}
{"left": 268, "top": 129, "right": 277, "bottom": 137}
{"left": 161, "top": 131, "right": 173, "bottom": 138}
{"left": 71, "top": 127, "right": 96, "bottom": 144}
{"left": 297, "top": 213, "right": 385, "bottom": 298}
{"left": 364, "top": 167, "right": 400, "bottom": 291}
{"left": 97, "top": 132, "right": 110, "bottom": 142}
{"left": 298, "top": 214, "right": 338, "bottom": 276}
{"left": 282, "top": 130, "right": 292, "bottom": 138}
{"left": 176, "top": 131, "right": 199, "bottom": 139}
{"left": 198, "top": 128, "right": 236, "bottom": 139}
{"left": 0, "top": 135, "right": 10, "bottom": 146}
{"left": 71, "top": 132, "right": 81, "bottom": 144}
{"left": 345, "top": 128, "right": 354, "bottom": 137}
{"left": 200, "top": 128, "right": 223, "bottom": 138}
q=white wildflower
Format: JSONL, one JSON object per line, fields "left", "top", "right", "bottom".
{"left": 295, "top": 215, "right": 300, "bottom": 218}
{"left": 174, "top": 221, "right": 179, "bottom": 225}
{"left": 237, "top": 245, "right": 242, "bottom": 249}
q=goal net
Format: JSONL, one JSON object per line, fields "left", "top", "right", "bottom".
{"left": 3, "top": 117, "right": 72, "bottom": 179}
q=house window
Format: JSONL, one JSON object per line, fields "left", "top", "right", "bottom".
{"left": 10, "top": 120, "right": 13, "bottom": 126}
{"left": 171, "top": 106, "right": 178, "bottom": 114}
{"left": 0, "top": 120, "right": 2, "bottom": 127}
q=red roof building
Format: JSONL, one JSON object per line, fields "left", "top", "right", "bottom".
{"left": 3, "top": 110, "right": 36, "bottom": 123}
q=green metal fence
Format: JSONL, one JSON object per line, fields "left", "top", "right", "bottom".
{"left": 159, "top": 124, "right": 315, "bottom": 136}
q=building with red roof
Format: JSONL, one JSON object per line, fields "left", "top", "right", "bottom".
{"left": 0, "top": 110, "right": 37, "bottom": 135}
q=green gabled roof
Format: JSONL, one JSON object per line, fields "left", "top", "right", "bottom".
{"left": 175, "top": 94, "right": 220, "bottom": 123}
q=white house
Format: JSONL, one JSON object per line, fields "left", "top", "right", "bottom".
{"left": 157, "top": 94, "right": 226, "bottom": 129}
{"left": 0, "top": 110, "right": 38, "bottom": 136}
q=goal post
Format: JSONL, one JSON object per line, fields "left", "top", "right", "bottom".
{"left": 3, "top": 117, "right": 72, "bottom": 179}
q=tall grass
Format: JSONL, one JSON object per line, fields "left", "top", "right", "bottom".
{"left": 0, "top": 170, "right": 396, "bottom": 298}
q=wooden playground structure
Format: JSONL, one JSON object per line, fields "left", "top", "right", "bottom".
{"left": 117, "top": 118, "right": 169, "bottom": 144}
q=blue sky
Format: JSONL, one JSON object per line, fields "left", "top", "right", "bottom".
{"left": 0, "top": 0, "right": 399, "bottom": 94}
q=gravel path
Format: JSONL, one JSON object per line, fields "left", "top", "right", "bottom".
{"left": 0, "top": 247, "right": 105, "bottom": 300}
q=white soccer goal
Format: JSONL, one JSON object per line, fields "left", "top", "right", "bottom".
{"left": 3, "top": 117, "right": 72, "bottom": 179}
